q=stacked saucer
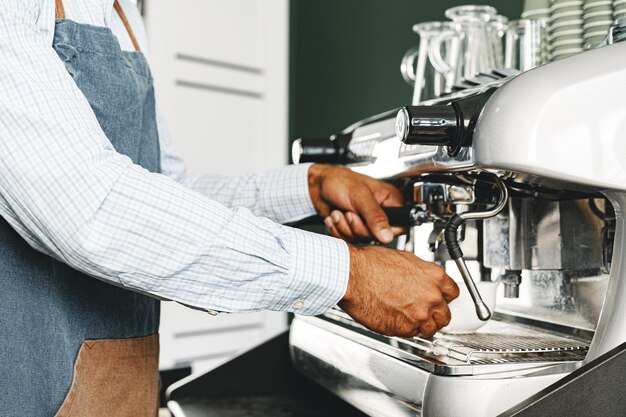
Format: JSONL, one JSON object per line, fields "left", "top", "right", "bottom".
{"left": 583, "top": 0, "right": 614, "bottom": 46}
{"left": 549, "top": 0, "right": 584, "bottom": 60}
{"left": 522, "top": 0, "right": 551, "bottom": 19}
{"left": 615, "top": 0, "right": 626, "bottom": 20}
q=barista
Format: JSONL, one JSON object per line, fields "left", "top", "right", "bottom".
{"left": 0, "top": 1, "right": 459, "bottom": 416}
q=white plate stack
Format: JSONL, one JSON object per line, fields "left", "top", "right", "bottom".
{"left": 522, "top": 0, "right": 551, "bottom": 19}
{"left": 549, "top": 0, "right": 584, "bottom": 60}
{"left": 583, "top": 0, "right": 614, "bottom": 47}
{"left": 615, "top": 0, "right": 626, "bottom": 21}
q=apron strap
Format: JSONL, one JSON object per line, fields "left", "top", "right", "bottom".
{"left": 113, "top": 1, "right": 141, "bottom": 52}
{"left": 55, "top": 0, "right": 66, "bottom": 19}
{"left": 54, "top": 0, "right": 141, "bottom": 52}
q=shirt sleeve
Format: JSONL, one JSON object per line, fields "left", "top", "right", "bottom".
{"left": 121, "top": 2, "right": 317, "bottom": 224}
{"left": 0, "top": 4, "right": 348, "bottom": 316}
{"left": 157, "top": 107, "right": 318, "bottom": 224}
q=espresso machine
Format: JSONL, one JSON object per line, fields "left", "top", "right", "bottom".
{"left": 288, "top": 38, "right": 626, "bottom": 417}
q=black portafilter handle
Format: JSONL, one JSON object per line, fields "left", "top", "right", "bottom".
{"left": 293, "top": 206, "right": 417, "bottom": 229}
{"left": 292, "top": 133, "right": 352, "bottom": 164}
{"left": 380, "top": 207, "right": 417, "bottom": 228}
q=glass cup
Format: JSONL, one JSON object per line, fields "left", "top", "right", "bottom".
{"left": 429, "top": 5, "right": 501, "bottom": 88}
{"left": 489, "top": 15, "right": 510, "bottom": 69}
{"left": 401, "top": 21, "right": 457, "bottom": 104}
{"left": 505, "top": 19, "right": 549, "bottom": 71}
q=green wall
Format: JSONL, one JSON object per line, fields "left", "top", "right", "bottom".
{"left": 288, "top": 0, "right": 524, "bottom": 154}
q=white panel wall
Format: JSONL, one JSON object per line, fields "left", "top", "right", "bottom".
{"left": 143, "top": 0, "right": 289, "bottom": 371}
{"left": 146, "top": 0, "right": 287, "bottom": 174}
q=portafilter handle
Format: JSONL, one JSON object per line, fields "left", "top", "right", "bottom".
{"left": 291, "top": 133, "right": 352, "bottom": 165}
{"left": 291, "top": 206, "right": 426, "bottom": 230}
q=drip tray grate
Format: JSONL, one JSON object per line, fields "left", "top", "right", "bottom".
{"left": 424, "top": 333, "right": 589, "bottom": 363}
{"left": 323, "top": 308, "right": 590, "bottom": 373}
{"left": 396, "top": 320, "right": 590, "bottom": 366}
{"left": 469, "top": 351, "right": 585, "bottom": 365}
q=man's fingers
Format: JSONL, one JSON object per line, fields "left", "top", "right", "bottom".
{"left": 418, "top": 319, "right": 438, "bottom": 339}
{"left": 352, "top": 191, "right": 394, "bottom": 243}
{"left": 346, "top": 212, "right": 404, "bottom": 240}
{"left": 441, "top": 277, "right": 461, "bottom": 303}
{"left": 391, "top": 226, "right": 406, "bottom": 237}
{"left": 330, "top": 211, "right": 354, "bottom": 240}
{"left": 345, "top": 212, "right": 374, "bottom": 240}
{"left": 326, "top": 209, "right": 399, "bottom": 243}
{"left": 324, "top": 217, "right": 342, "bottom": 239}
{"left": 432, "top": 304, "right": 452, "bottom": 329}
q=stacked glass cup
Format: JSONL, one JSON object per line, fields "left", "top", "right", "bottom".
{"left": 520, "top": 0, "right": 550, "bottom": 64}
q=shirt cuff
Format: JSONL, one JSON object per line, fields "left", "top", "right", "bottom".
{"left": 260, "top": 163, "right": 317, "bottom": 224}
{"left": 272, "top": 225, "right": 350, "bottom": 316}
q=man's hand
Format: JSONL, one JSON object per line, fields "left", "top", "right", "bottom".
{"left": 339, "top": 245, "right": 460, "bottom": 338}
{"left": 308, "top": 164, "right": 403, "bottom": 243}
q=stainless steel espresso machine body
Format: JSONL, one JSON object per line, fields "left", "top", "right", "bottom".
{"left": 289, "top": 41, "right": 626, "bottom": 417}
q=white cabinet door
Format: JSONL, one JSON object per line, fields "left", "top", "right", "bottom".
{"left": 143, "top": 0, "right": 289, "bottom": 371}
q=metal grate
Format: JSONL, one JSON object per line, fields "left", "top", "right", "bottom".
{"left": 415, "top": 332, "right": 589, "bottom": 363}
{"left": 325, "top": 308, "right": 590, "bottom": 368}
{"left": 470, "top": 351, "right": 585, "bottom": 365}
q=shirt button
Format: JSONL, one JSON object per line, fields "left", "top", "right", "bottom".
{"left": 292, "top": 299, "right": 306, "bottom": 310}
{"left": 207, "top": 310, "right": 219, "bottom": 316}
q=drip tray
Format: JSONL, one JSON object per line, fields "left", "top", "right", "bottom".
{"left": 415, "top": 330, "right": 587, "bottom": 363}
{"left": 322, "top": 310, "right": 590, "bottom": 376}
{"left": 394, "top": 320, "right": 589, "bottom": 374}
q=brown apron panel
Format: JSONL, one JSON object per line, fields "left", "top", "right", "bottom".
{"left": 55, "top": 334, "right": 160, "bottom": 417}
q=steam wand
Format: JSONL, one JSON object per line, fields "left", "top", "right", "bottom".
{"left": 444, "top": 175, "right": 509, "bottom": 321}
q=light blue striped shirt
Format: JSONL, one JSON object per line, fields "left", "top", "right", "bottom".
{"left": 0, "top": 0, "right": 349, "bottom": 316}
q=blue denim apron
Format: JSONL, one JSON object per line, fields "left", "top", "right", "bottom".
{"left": 0, "top": 2, "right": 161, "bottom": 416}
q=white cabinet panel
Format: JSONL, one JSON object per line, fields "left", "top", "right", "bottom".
{"left": 144, "top": 0, "right": 289, "bottom": 372}
{"left": 159, "top": 302, "right": 286, "bottom": 370}
{"left": 162, "top": 86, "right": 264, "bottom": 174}
{"left": 149, "top": 0, "right": 263, "bottom": 69}
{"left": 160, "top": 302, "right": 266, "bottom": 334}
{"left": 167, "top": 327, "right": 263, "bottom": 366}
{"left": 174, "top": 56, "right": 264, "bottom": 94}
